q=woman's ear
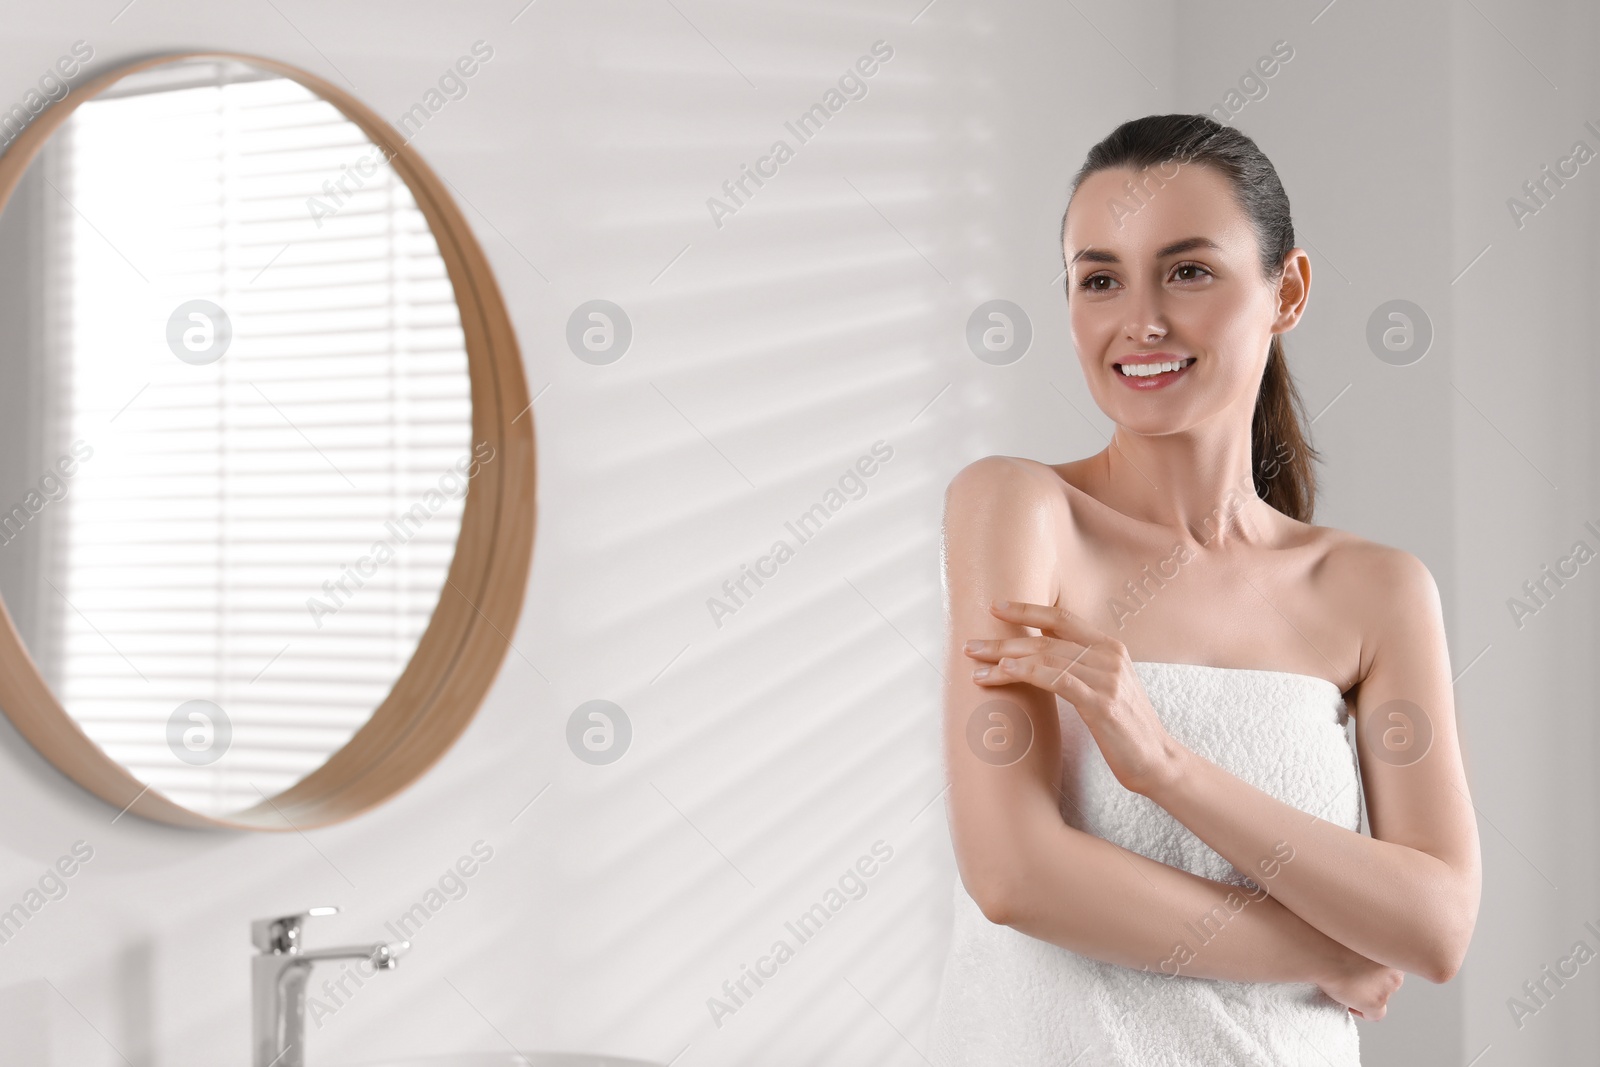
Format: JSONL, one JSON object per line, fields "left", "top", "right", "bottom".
{"left": 1273, "top": 248, "right": 1312, "bottom": 331}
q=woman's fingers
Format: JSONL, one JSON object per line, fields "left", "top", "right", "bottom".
{"left": 985, "top": 599, "right": 1120, "bottom": 662}
{"left": 963, "top": 634, "right": 1088, "bottom": 662}
{"left": 973, "top": 655, "right": 1080, "bottom": 696}
{"left": 974, "top": 653, "right": 1111, "bottom": 698}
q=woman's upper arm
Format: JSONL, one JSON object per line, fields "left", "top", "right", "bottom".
{"left": 940, "top": 456, "right": 1066, "bottom": 921}
{"left": 1348, "top": 545, "right": 1482, "bottom": 970}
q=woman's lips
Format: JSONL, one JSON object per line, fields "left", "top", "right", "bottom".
{"left": 1113, "top": 356, "right": 1195, "bottom": 390}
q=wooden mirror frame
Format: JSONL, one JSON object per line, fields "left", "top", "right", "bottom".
{"left": 0, "top": 51, "right": 536, "bottom": 830}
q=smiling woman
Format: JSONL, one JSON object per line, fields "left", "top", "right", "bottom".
{"left": 927, "top": 114, "right": 1481, "bottom": 1066}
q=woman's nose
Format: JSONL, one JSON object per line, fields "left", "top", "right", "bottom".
{"left": 1120, "top": 285, "right": 1168, "bottom": 342}
{"left": 1124, "top": 309, "right": 1168, "bottom": 343}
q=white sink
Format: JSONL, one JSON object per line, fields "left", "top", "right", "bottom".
{"left": 342, "top": 1056, "right": 664, "bottom": 1067}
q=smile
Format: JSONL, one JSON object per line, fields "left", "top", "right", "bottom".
{"left": 1117, "top": 357, "right": 1195, "bottom": 377}
{"left": 1114, "top": 357, "right": 1196, "bottom": 389}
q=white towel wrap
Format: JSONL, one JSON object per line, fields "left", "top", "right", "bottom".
{"left": 927, "top": 660, "right": 1364, "bottom": 1066}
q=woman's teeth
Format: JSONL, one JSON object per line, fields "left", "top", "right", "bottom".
{"left": 1117, "top": 358, "right": 1195, "bottom": 378}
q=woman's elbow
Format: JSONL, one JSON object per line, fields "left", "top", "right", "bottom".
{"left": 960, "top": 859, "right": 1028, "bottom": 926}
{"left": 1426, "top": 918, "right": 1475, "bottom": 984}
{"left": 1424, "top": 935, "right": 1466, "bottom": 984}
{"left": 1425, "top": 877, "right": 1480, "bottom": 983}
{"left": 974, "top": 885, "right": 1015, "bottom": 926}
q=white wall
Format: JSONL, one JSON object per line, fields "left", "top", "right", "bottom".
{"left": 0, "top": 2, "right": 1592, "bottom": 1064}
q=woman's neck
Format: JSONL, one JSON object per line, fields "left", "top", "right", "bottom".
{"left": 1093, "top": 433, "right": 1278, "bottom": 550}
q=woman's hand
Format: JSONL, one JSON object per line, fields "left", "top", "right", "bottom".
{"left": 966, "top": 598, "right": 1186, "bottom": 797}
{"left": 1315, "top": 950, "right": 1406, "bottom": 1020}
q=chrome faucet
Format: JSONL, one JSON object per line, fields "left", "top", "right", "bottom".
{"left": 251, "top": 906, "right": 410, "bottom": 1067}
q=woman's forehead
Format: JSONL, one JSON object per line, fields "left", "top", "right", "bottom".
{"left": 1065, "top": 166, "right": 1248, "bottom": 256}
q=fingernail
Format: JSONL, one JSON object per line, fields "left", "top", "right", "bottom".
{"left": 973, "top": 667, "right": 990, "bottom": 680}
{"left": 993, "top": 599, "right": 1010, "bottom": 610}
{"left": 964, "top": 639, "right": 981, "bottom": 652}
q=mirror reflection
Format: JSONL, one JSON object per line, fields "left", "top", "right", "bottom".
{"left": 0, "top": 57, "right": 476, "bottom": 818}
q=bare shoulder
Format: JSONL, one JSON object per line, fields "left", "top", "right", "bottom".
{"left": 944, "top": 454, "right": 1067, "bottom": 517}
{"left": 941, "top": 455, "right": 1065, "bottom": 596}
{"left": 1316, "top": 527, "right": 1444, "bottom": 675}
{"left": 1318, "top": 528, "right": 1440, "bottom": 603}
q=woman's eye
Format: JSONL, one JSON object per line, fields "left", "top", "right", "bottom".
{"left": 1077, "top": 263, "right": 1210, "bottom": 292}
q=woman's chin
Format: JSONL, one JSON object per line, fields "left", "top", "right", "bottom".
{"left": 1098, "top": 403, "right": 1192, "bottom": 437}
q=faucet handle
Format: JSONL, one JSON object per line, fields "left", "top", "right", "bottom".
{"left": 251, "top": 906, "right": 340, "bottom": 954}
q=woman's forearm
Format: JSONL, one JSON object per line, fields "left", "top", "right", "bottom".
{"left": 1143, "top": 743, "right": 1474, "bottom": 982}
{"left": 984, "top": 800, "right": 1361, "bottom": 987}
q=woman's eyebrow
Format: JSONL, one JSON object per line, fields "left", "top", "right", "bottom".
{"left": 1068, "top": 235, "right": 1221, "bottom": 267}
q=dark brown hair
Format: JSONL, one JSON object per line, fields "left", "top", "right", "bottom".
{"left": 1061, "top": 113, "right": 1320, "bottom": 523}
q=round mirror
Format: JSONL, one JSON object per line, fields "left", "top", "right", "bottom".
{"left": 0, "top": 53, "right": 534, "bottom": 830}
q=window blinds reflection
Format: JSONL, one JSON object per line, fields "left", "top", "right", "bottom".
{"left": 46, "top": 69, "right": 472, "bottom": 817}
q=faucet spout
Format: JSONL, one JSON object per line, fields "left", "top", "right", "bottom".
{"left": 298, "top": 941, "right": 407, "bottom": 967}
{"left": 251, "top": 909, "right": 409, "bottom": 1067}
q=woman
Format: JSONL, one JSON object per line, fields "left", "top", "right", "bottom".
{"left": 927, "top": 114, "right": 1481, "bottom": 1065}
